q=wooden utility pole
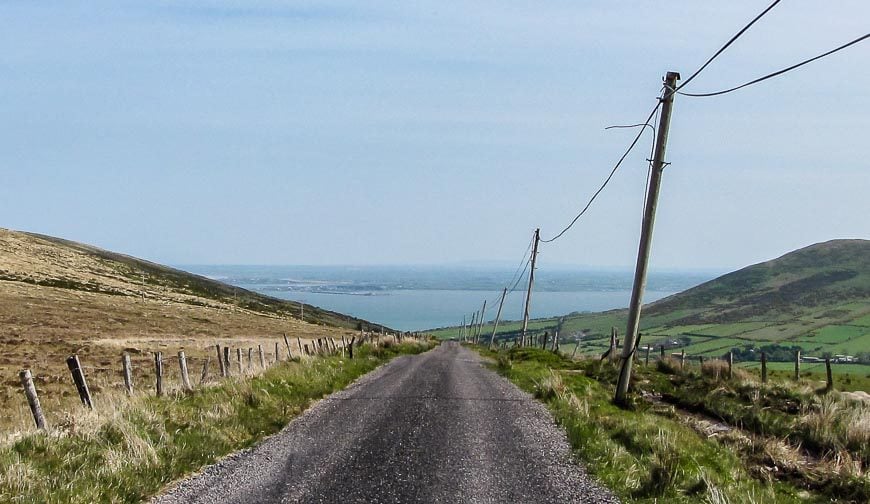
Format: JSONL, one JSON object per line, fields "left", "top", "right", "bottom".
{"left": 615, "top": 71, "right": 680, "bottom": 405}
{"left": 521, "top": 228, "right": 540, "bottom": 347}
{"left": 469, "top": 311, "right": 477, "bottom": 344}
{"left": 476, "top": 300, "right": 487, "bottom": 345}
{"left": 489, "top": 288, "right": 507, "bottom": 349}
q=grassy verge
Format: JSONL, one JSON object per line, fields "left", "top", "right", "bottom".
{"left": 0, "top": 341, "right": 433, "bottom": 503}
{"left": 476, "top": 346, "right": 868, "bottom": 503}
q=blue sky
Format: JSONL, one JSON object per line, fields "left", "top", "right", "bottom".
{"left": 2, "top": 1, "right": 868, "bottom": 270}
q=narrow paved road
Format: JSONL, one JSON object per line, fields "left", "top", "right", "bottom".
{"left": 154, "top": 342, "right": 619, "bottom": 503}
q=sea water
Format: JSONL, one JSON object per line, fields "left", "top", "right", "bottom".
{"left": 179, "top": 265, "right": 715, "bottom": 331}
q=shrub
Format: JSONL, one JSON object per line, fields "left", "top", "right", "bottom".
{"left": 700, "top": 359, "right": 730, "bottom": 380}
{"left": 656, "top": 356, "right": 682, "bottom": 375}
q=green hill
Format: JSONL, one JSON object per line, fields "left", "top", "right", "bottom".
{"left": 645, "top": 239, "right": 870, "bottom": 324}
{"left": 435, "top": 240, "right": 870, "bottom": 364}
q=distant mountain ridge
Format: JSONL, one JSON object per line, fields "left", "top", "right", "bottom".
{"left": 646, "top": 239, "right": 870, "bottom": 325}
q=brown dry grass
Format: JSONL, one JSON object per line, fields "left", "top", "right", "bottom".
{"left": 0, "top": 228, "right": 360, "bottom": 434}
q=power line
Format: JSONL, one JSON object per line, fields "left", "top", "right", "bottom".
{"left": 674, "top": 0, "right": 782, "bottom": 94}
{"left": 508, "top": 256, "right": 531, "bottom": 295}
{"left": 503, "top": 235, "right": 534, "bottom": 294}
{"left": 678, "top": 32, "right": 870, "bottom": 98}
{"left": 481, "top": 234, "right": 534, "bottom": 307}
{"left": 539, "top": 101, "right": 662, "bottom": 244}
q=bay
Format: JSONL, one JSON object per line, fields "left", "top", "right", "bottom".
{"left": 179, "top": 265, "right": 715, "bottom": 331}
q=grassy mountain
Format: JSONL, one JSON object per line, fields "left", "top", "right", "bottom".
{"left": 0, "top": 227, "right": 381, "bottom": 430}
{"left": 433, "top": 240, "right": 870, "bottom": 365}
{"left": 3, "top": 229, "right": 380, "bottom": 330}
{"left": 645, "top": 239, "right": 870, "bottom": 324}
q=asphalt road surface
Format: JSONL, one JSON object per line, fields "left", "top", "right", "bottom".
{"left": 154, "top": 342, "right": 619, "bottom": 503}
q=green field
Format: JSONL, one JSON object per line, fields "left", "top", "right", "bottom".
{"left": 737, "top": 361, "right": 870, "bottom": 391}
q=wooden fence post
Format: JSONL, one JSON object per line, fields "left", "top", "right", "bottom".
{"left": 660, "top": 345, "right": 665, "bottom": 359}
{"left": 247, "top": 348, "right": 253, "bottom": 371}
{"left": 680, "top": 350, "right": 686, "bottom": 370}
{"left": 303, "top": 344, "right": 310, "bottom": 356}
{"left": 541, "top": 332, "right": 549, "bottom": 350}
{"left": 258, "top": 345, "right": 266, "bottom": 369}
{"left": 216, "top": 344, "right": 227, "bottom": 378}
{"left": 571, "top": 341, "right": 580, "bottom": 360}
{"left": 283, "top": 333, "right": 293, "bottom": 359}
{"left": 699, "top": 356, "right": 705, "bottom": 367}
{"left": 348, "top": 337, "right": 355, "bottom": 359}
{"left": 178, "top": 351, "right": 192, "bottom": 392}
{"left": 275, "top": 341, "right": 280, "bottom": 363}
{"left": 223, "top": 346, "right": 231, "bottom": 377}
{"left": 794, "top": 350, "right": 801, "bottom": 380}
{"left": 154, "top": 352, "right": 164, "bottom": 397}
{"left": 552, "top": 331, "right": 559, "bottom": 352}
{"left": 122, "top": 353, "right": 134, "bottom": 395}
{"left": 19, "top": 369, "right": 46, "bottom": 430}
{"left": 760, "top": 352, "right": 768, "bottom": 384}
{"left": 825, "top": 357, "right": 833, "bottom": 392}
{"left": 645, "top": 346, "right": 651, "bottom": 366}
{"left": 236, "top": 348, "right": 243, "bottom": 375}
{"left": 296, "top": 336, "right": 303, "bottom": 355}
{"left": 66, "top": 354, "right": 93, "bottom": 409}
{"left": 201, "top": 355, "right": 211, "bottom": 384}
{"left": 727, "top": 351, "right": 733, "bottom": 380}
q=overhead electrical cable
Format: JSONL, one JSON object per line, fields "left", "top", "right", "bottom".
{"left": 537, "top": 0, "right": 784, "bottom": 244}
{"left": 539, "top": 101, "right": 661, "bottom": 244}
{"left": 678, "top": 32, "right": 870, "bottom": 98}
{"left": 673, "top": 0, "right": 782, "bottom": 94}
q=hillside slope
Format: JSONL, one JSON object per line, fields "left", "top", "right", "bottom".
{"left": 2, "top": 229, "right": 379, "bottom": 330}
{"left": 0, "top": 228, "right": 380, "bottom": 429}
{"left": 645, "top": 239, "right": 870, "bottom": 324}
{"left": 564, "top": 239, "right": 870, "bottom": 360}
{"left": 433, "top": 240, "right": 870, "bottom": 363}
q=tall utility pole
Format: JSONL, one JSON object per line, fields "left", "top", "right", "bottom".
{"left": 460, "top": 315, "right": 466, "bottom": 341}
{"left": 520, "top": 228, "right": 541, "bottom": 347}
{"left": 476, "top": 300, "right": 487, "bottom": 344}
{"left": 615, "top": 71, "right": 680, "bottom": 405}
{"left": 489, "top": 288, "right": 507, "bottom": 348}
{"left": 469, "top": 311, "right": 477, "bottom": 344}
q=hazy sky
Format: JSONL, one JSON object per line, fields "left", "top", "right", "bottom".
{"left": 2, "top": 1, "right": 868, "bottom": 270}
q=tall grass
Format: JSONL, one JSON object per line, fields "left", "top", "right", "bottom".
{"left": 480, "top": 346, "right": 869, "bottom": 503}
{"left": 0, "top": 341, "right": 432, "bottom": 503}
